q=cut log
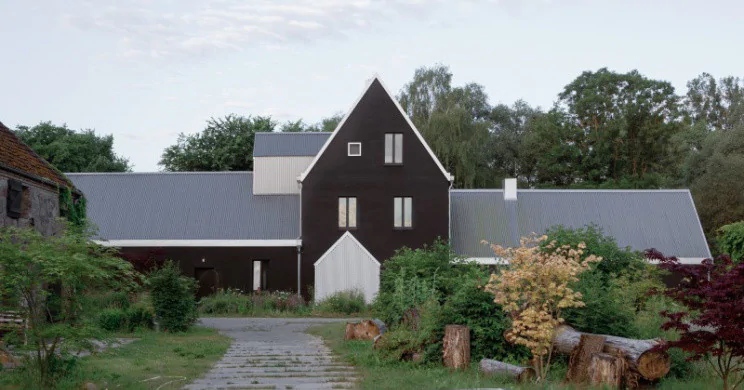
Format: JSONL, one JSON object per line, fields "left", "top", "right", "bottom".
{"left": 566, "top": 334, "right": 607, "bottom": 384}
{"left": 442, "top": 325, "right": 470, "bottom": 369}
{"left": 344, "top": 320, "right": 383, "bottom": 341}
{"left": 553, "top": 325, "right": 670, "bottom": 381}
{"left": 589, "top": 352, "right": 625, "bottom": 388}
{"left": 480, "top": 359, "right": 536, "bottom": 383}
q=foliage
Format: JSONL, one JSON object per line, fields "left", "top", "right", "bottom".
{"left": 374, "top": 297, "right": 445, "bottom": 363}
{"left": 442, "top": 275, "right": 530, "bottom": 362}
{"left": 717, "top": 221, "right": 744, "bottom": 261}
{"left": 97, "top": 305, "right": 155, "bottom": 332}
{"left": 197, "top": 288, "right": 312, "bottom": 316}
{"left": 280, "top": 113, "right": 343, "bottom": 132}
{"left": 0, "top": 225, "right": 137, "bottom": 387}
{"left": 314, "top": 289, "right": 367, "bottom": 315}
{"left": 58, "top": 186, "right": 87, "bottom": 227}
{"left": 159, "top": 114, "right": 274, "bottom": 171}
{"left": 374, "top": 240, "right": 472, "bottom": 325}
{"left": 14, "top": 121, "right": 131, "bottom": 172}
{"left": 649, "top": 249, "right": 744, "bottom": 390}
{"left": 484, "top": 235, "right": 599, "bottom": 381}
{"left": 148, "top": 261, "right": 197, "bottom": 332}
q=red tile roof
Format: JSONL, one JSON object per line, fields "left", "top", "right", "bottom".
{"left": 0, "top": 121, "right": 74, "bottom": 189}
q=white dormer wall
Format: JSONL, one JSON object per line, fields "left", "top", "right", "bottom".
{"left": 253, "top": 156, "right": 314, "bottom": 195}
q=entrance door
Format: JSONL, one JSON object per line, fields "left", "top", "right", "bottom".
{"left": 195, "top": 267, "right": 218, "bottom": 299}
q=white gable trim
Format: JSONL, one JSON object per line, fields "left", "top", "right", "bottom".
{"left": 96, "top": 239, "right": 301, "bottom": 247}
{"left": 313, "top": 231, "right": 381, "bottom": 267}
{"left": 298, "top": 76, "right": 454, "bottom": 183}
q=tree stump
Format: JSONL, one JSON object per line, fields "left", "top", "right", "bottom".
{"left": 589, "top": 352, "right": 626, "bottom": 388}
{"left": 442, "top": 325, "right": 470, "bottom": 369}
{"left": 344, "top": 320, "right": 383, "bottom": 341}
{"left": 480, "top": 359, "right": 536, "bottom": 382}
{"left": 553, "top": 325, "right": 670, "bottom": 380}
{"left": 566, "top": 334, "right": 607, "bottom": 384}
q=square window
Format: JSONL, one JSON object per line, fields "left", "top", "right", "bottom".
{"left": 348, "top": 142, "right": 362, "bottom": 156}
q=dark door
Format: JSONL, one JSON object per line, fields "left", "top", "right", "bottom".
{"left": 195, "top": 267, "right": 218, "bottom": 299}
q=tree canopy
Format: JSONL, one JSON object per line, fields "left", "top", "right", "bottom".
{"left": 14, "top": 122, "right": 132, "bottom": 172}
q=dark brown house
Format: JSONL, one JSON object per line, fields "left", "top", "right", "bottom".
{"left": 0, "top": 122, "right": 75, "bottom": 235}
{"left": 68, "top": 77, "right": 712, "bottom": 301}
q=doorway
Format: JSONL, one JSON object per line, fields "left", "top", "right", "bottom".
{"left": 195, "top": 267, "right": 218, "bottom": 298}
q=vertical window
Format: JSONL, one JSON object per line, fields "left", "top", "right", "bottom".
{"left": 338, "top": 197, "right": 357, "bottom": 228}
{"left": 347, "top": 142, "right": 362, "bottom": 156}
{"left": 393, "top": 197, "right": 413, "bottom": 228}
{"left": 253, "top": 260, "right": 263, "bottom": 291}
{"left": 385, "top": 133, "right": 403, "bottom": 164}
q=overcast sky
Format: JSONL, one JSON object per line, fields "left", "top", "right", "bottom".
{"left": 1, "top": 0, "right": 741, "bottom": 171}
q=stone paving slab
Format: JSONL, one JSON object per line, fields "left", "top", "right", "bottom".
{"left": 183, "top": 318, "right": 358, "bottom": 390}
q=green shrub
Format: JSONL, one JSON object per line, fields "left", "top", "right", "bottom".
{"left": 314, "top": 290, "right": 366, "bottom": 315}
{"left": 375, "top": 297, "right": 444, "bottom": 363}
{"left": 125, "top": 304, "right": 154, "bottom": 331}
{"left": 197, "top": 289, "right": 311, "bottom": 316}
{"left": 442, "top": 275, "right": 530, "bottom": 362}
{"left": 98, "top": 308, "right": 127, "bottom": 332}
{"left": 149, "top": 261, "right": 197, "bottom": 332}
{"left": 717, "top": 221, "right": 744, "bottom": 261}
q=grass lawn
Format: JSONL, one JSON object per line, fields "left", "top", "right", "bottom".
{"left": 307, "top": 322, "right": 722, "bottom": 390}
{"left": 0, "top": 326, "right": 230, "bottom": 390}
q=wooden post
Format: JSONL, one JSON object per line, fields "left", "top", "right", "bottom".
{"left": 589, "top": 352, "right": 625, "bottom": 388}
{"left": 443, "top": 325, "right": 470, "bottom": 369}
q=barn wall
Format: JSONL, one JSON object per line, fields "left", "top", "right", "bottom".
{"left": 253, "top": 156, "right": 313, "bottom": 195}
{"left": 0, "top": 170, "right": 60, "bottom": 236}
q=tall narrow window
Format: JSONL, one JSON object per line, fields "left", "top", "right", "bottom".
{"left": 338, "top": 197, "right": 357, "bottom": 228}
{"left": 393, "top": 197, "right": 413, "bottom": 228}
{"left": 385, "top": 133, "right": 403, "bottom": 164}
{"left": 253, "top": 260, "right": 265, "bottom": 291}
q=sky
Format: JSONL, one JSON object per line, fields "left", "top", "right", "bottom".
{"left": 1, "top": 0, "right": 742, "bottom": 171}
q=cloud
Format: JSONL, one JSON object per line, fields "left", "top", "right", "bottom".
{"left": 62, "top": 0, "right": 453, "bottom": 60}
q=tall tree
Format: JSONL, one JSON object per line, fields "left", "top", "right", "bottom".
{"left": 159, "top": 114, "right": 274, "bottom": 172}
{"left": 685, "top": 73, "right": 744, "bottom": 131}
{"left": 279, "top": 113, "right": 344, "bottom": 132}
{"left": 398, "top": 65, "right": 492, "bottom": 188}
{"left": 14, "top": 122, "right": 131, "bottom": 172}
{"left": 487, "top": 100, "right": 544, "bottom": 186}
{"left": 556, "top": 68, "right": 684, "bottom": 186}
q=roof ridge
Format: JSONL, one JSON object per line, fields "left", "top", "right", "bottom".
{"left": 450, "top": 188, "right": 690, "bottom": 193}
{"left": 256, "top": 132, "right": 331, "bottom": 135}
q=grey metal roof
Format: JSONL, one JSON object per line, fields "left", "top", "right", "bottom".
{"left": 253, "top": 132, "right": 331, "bottom": 157}
{"left": 67, "top": 172, "right": 299, "bottom": 240}
{"left": 450, "top": 189, "right": 711, "bottom": 259}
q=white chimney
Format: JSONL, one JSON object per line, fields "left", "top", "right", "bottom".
{"left": 504, "top": 178, "right": 517, "bottom": 201}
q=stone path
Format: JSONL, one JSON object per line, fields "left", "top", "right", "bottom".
{"left": 184, "top": 318, "right": 359, "bottom": 390}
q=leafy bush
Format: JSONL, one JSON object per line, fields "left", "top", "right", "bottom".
{"left": 314, "top": 290, "right": 367, "bottom": 315}
{"left": 717, "top": 221, "right": 744, "bottom": 261}
{"left": 375, "top": 297, "right": 445, "bottom": 363}
{"left": 125, "top": 304, "right": 155, "bottom": 331}
{"left": 443, "top": 276, "right": 530, "bottom": 362}
{"left": 98, "top": 308, "right": 127, "bottom": 332}
{"left": 149, "top": 261, "right": 197, "bottom": 332}
{"left": 197, "top": 289, "right": 310, "bottom": 316}
{"left": 544, "top": 224, "right": 663, "bottom": 335}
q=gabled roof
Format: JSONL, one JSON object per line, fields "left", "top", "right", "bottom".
{"left": 253, "top": 132, "right": 331, "bottom": 157}
{"left": 0, "top": 121, "right": 74, "bottom": 189}
{"left": 67, "top": 172, "right": 299, "bottom": 241}
{"left": 450, "top": 189, "right": 711, "bottom": 261}
{"left": 299, "top": 76, "right": 453, "bottom": 182}
{"left": 314, "top": 231, "right": 380, "bottom": 267}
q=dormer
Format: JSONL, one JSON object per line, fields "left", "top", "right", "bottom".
{"left": 252, "top": 132, "right": 330, "bottom": 195}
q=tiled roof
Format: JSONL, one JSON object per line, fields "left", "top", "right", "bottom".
{"left": 450, "top": 189, "right": 711, "bottom": 259}
{"left": 67, "top": 172, "right": 300, "bottom": 240}
{"left": 253, "top": 132, "right": 331, "bottom": 157}
{"left": 0, "top": 121, "right": 72, "bottom": 188}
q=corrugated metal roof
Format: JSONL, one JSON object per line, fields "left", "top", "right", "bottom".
{"left": 450, "top": 189, "right": 711, "bottom": 259}
{"left": 67, "top": 172, "right": 299, "bottom": 240}
{"left": 253, "top": 132, "right": 331, "bottom": 157}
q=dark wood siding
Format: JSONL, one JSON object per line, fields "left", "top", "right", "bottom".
{"left": 301, "top": 79, "right": 450, "bottom": 295}
{"left": 120, "top": 246, "right": 298, "bottom": 293}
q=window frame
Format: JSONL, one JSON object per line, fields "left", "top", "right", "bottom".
{"left": 384, "top": 133, "right": 403, "bottom": 165}
{"left": 393, "top": 196, "right": 413, "bottom": 229}
{"left": 347, "top": 142, "right": 362, "bottom": 157}
{"left": 338, "top": 196, "right": 358, "bottom": 229}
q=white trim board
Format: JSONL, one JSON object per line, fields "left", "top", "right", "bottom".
{"left": 95, "top": 239, "right": 302, "bottom": 248}
{"left": 298, "top": 76, "right": 453, "bottom": 183}
{"left": 314, "top": 231, "right": 381, "bottom": 267}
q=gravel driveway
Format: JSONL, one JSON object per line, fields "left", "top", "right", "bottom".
{"left": 183, "top": 318, "right": 358, "bottom": 390}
